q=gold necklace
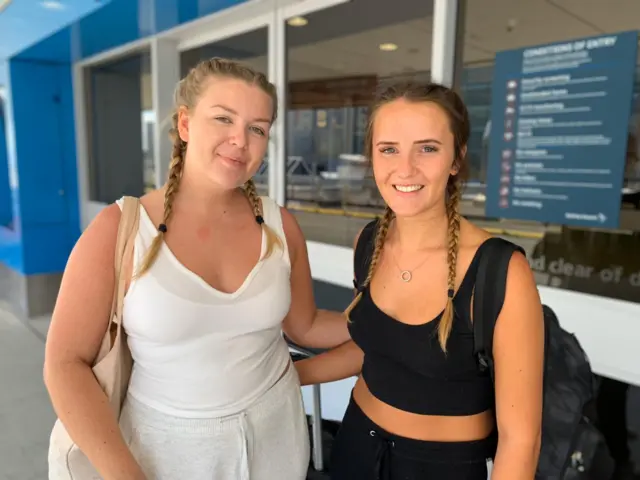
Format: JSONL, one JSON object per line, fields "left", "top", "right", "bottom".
{"left": 390, "top": 249, "right": 431, "bottom": 283}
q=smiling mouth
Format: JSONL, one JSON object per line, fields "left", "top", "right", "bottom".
{"left": 218, "top": 153, "right": 244, "bottom": 164}
{"left": 393, "top": 184, "right": 424, "bottom": 193}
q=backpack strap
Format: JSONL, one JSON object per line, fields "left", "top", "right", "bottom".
{"left": 473, "top": 237, "right": 526, "bottom": 380}
{"left": 353, "top": 219, "right": 378, "bottom": 291}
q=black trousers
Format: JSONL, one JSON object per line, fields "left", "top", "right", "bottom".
{"left": 330, "top": 396, "right": 497, "bottom": 480}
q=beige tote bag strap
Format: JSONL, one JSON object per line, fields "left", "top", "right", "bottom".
{"left": 109, "top": 196, "right": 140, "bottom": 331}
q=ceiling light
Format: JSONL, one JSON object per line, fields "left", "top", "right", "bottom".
{"left": 0, "top": 0, "right": 12, "bottom": 14}
{"left": 287, "top": 16, "right": 308, "bottom": 27}
{"left": 40, "top": 0, "right": 66, "bottom": 10}
{"left": 379, "top": 43, "right": 398, "bottom": 52}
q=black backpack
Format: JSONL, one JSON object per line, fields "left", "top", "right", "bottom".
{"left": 474, "top": 237, "right": 615, "bottom": 480}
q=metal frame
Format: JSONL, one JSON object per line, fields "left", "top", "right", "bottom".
{"left": 430, "top": 0, "right": 460, "bottom": 87}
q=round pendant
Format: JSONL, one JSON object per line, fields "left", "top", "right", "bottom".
{"left": 400, "top": 270, "right": 412, "bottom": 282}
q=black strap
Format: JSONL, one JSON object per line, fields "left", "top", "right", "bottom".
{"left": 353, "top": 220, "right": 378, "bottom": 291}
{"left": 473, "top": 237, "right": 526, "bottom": 379}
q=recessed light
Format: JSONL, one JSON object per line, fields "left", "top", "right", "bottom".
{"left": 40, "top": 0, "right": 65, "bottom": 10}
{"left": 379, "top": 43, "right": 398, "bottom": 52}
{"left": 287, "top": 16, "right": 308, "bottom": 27}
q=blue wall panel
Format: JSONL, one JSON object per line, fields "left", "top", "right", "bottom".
{"left": 17, "top": 0, "right": 251, "bottom": 64}
{"left": 7, "top": 59, "right": 80, "bottom": 275}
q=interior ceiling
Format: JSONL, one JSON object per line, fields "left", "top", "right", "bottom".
{"left": 139, "top": 0, "right": 640, "bottom": 109}
{"left": 186, "top": 0, "right": 640, "bottom": 82}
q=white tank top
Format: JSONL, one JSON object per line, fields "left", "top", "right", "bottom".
{"left": 116, "top": 195, "right": 292, "bottom": 418}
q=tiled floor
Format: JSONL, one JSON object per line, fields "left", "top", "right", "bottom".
{"left": 0, "top": 303, "right": 56, "bottom": 480}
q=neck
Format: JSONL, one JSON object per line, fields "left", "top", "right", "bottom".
{"left": 392, "top": 204, "right": 449, "bottom": 252}
{"left": 171, "top": 169, "right": 244, "bottom": 220}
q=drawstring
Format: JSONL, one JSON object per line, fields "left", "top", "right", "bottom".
{"left": 239, "top": 412, "right": 251, "bottom": 480}
{"left": 370, "top": 429, "right": 394, "bottom": 480}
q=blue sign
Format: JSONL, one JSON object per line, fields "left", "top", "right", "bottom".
{"left": 486, "top": 31, "right": 638, "bottom": 228}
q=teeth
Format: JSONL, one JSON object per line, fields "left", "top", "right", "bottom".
{"left": 394, "top": 185, "right": 423, "bottom": 193}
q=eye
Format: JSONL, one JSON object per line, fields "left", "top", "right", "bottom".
{"left": 421, "top": 145, "right": 438, "bottom": 153}
{"left": 250, "top": 126, "right": 266, "bottom": 136}
{"left": 215, "top": 116, "right": 232, "bottom": 124}
{"left": 380, "top": 146, "right": 397, "bottom": 155}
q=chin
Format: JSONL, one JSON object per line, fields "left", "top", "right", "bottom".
{"left": 387, "top": 202, "right": 429, "bottom": 219}
{"left": 208, "top": 165, "right": 252, "bottom": 190}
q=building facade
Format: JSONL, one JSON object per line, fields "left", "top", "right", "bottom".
{"left": 0, "top": 0, "right": 639, "bottom": 409}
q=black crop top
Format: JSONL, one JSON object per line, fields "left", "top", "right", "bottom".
{"left": 348, "top": 220, "right": 494, "bottom": 416}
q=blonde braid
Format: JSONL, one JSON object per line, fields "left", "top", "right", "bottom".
{"left": 438, "top": 177, "right": 462, "bottom": 352}
{"left": 243, "top": 178, "right": 283, "bottom": 259}
{"left": 136, "top": 114, "right": 184, "bottom": 278}
{"left": 345, "top": 206, "right": 394, "bottom": 319}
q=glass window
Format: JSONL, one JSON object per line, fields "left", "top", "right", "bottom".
{"left": 285, "top": 0, "right": 434, "bottom": 247}
{"left": 0, "top": 96, "right": 13, "bottom": 229}
{"left": 456, "top": 1, "right": 640, "bottom": 306}
{"left": 85, "top": 49, "right": 152, "bottom": 203}
{"left": 180, "top": 27, "right": 269, "bottom": 194}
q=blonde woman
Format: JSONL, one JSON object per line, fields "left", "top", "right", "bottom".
{"left": 44, "top": 58, "right": 349, "bottom": 480}
{"left": 296, "top": 82, "right": 545, "bottom": 479}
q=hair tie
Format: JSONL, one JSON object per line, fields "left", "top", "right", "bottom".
{"left": 158, "top": 223, "right": 167, "bottom": 233}
{"left": 447, "top": 288, "right": 454, "bottom": 299}
{"left": 255, "top": 215, "right": 264, "bottom": 225}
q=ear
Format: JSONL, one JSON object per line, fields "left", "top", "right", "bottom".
{"left": 450, "top": 145, "right": 467, "bottom": 176}
{"left": 177, "top": 106, "right": 190, "bottom": 143}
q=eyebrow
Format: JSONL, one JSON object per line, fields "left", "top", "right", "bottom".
{"left": 375, "top": 139, "right": 442, "bottom": 146}
{"left": 210, "top": 104, "right": 272, "bottom": 124}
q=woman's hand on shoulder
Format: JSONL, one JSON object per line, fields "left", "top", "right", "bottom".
{"left": 45, "top": 204, "right": 124, "bottom": 373}
{"left": 492, "top": 249, "right": 544, "bottom": 477}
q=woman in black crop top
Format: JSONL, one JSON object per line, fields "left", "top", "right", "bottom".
{"left": 295, "top": 81, "right": 545, "bottom": 479}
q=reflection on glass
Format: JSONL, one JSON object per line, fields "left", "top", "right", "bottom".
{"left": 285, "top": 0, "right": 433, "bottom": 246}
{"left": 86, "top": 49, "right": 152, "bottom": 202}
{"left": 454, "top": 1, "right": 640, "bottom": 307}
{"left": 0, "top": 96, "right": 13, "bottom": 230}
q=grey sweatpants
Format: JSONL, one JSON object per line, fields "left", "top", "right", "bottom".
{"left": 118, "top": 363, "right": 310, "bottom": 480}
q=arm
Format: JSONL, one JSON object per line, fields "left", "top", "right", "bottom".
{"left": 43, "top": 204, "right": 146, "bottom": 480}
{"left": 296, "top": 340, "right": 364, "bottom": 386}
{"left": 491, "top": 252, "right": 545, "bottom": 480}
{"left": 280, "top": 207, "right": 350, "bottom": 349}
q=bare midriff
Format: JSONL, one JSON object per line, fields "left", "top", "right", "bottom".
{"left": 352, "top": 376, "right": 495, "bottom": 442}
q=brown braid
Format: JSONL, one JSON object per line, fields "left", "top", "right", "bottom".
{"left": 344, "top": 206, "right": 394, "bottom": 319}
{"left": 438, "top": 176, "right": 462, "bottom": 352}
{"left": 243, "top": 178, "right": 283, "bottom": 259}
{"left": 135, "top": 57, "right": 279, "bottom": 277}
{"left": 349, "top": 80, "right": 470, "bottom": 355}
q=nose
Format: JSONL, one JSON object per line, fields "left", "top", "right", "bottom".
{"left": 396, "top": 153, "right": 417, "bottom": 178}
{"left": 228, "top": 124, "right": 248, "bottom": 149}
